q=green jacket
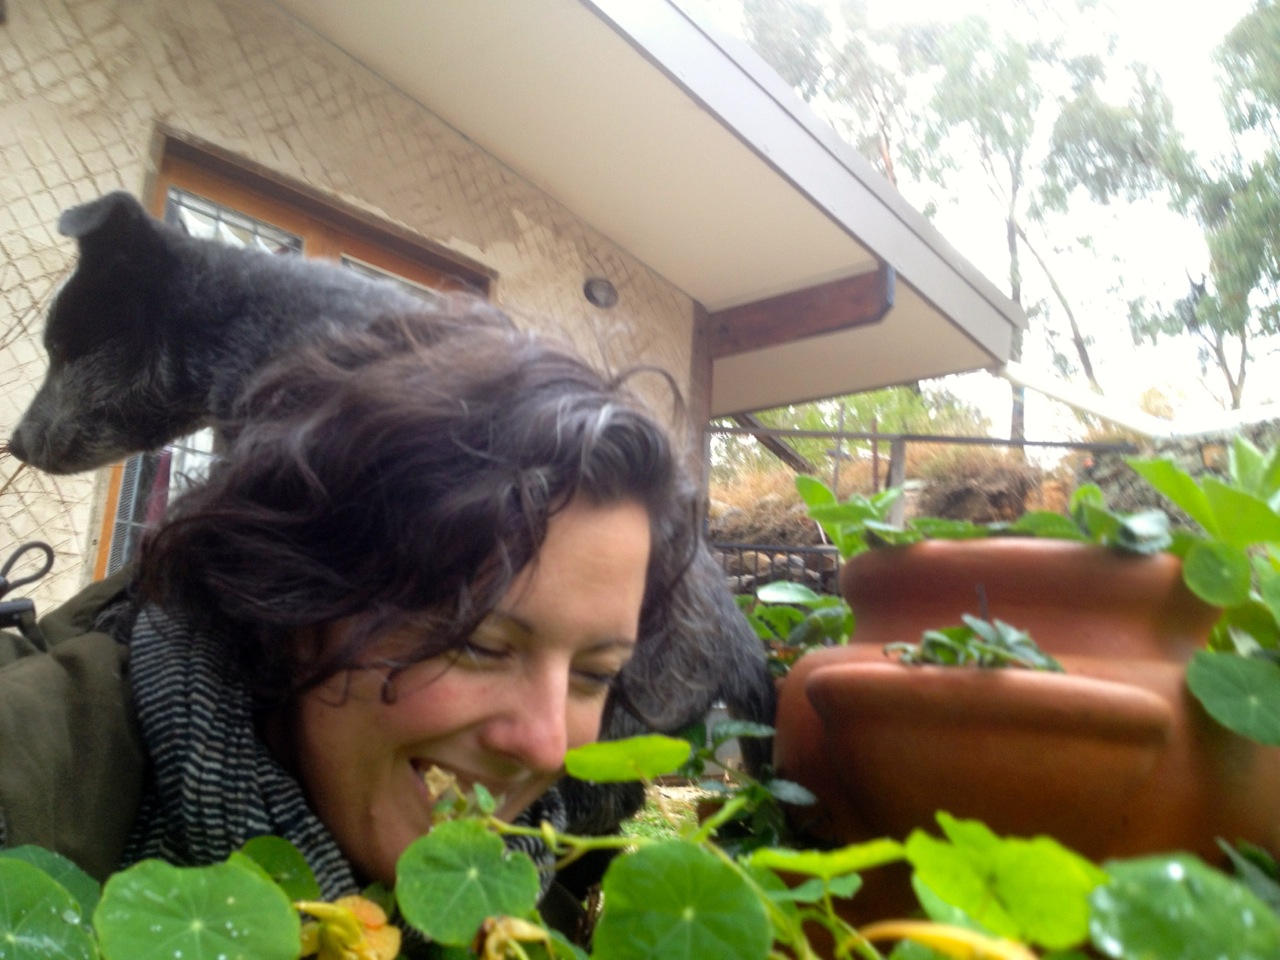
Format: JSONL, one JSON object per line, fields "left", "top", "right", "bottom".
{"left": 0, "top": 571, "right": 146, "bottom": 880}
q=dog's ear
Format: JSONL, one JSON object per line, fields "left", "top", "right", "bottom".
{"left": 58, "top": 192, "right": 156, "bottom": 260}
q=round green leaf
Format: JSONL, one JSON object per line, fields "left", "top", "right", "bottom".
{"left": 763, "top": 778, "right": 817, "bottom": 806}
{"left": 593, "top": 842, "right": 771, "bottom": 960}
{"left": 237, "top": 836, "right": 321, "bottom": 901}
{"left": 906, "top": 815, "right": 1105, "bottom": 949}
{"left": 396, "top": 819, "right": 540, "bottom": 945}
{"left": 1183, "top": 540, "right": 1251, "bottom": 607}
{"left": 707, "top": 719, "right": 775, "bottom": 746}
{"left": 0, "top": 858, "right": 97, "bottom": 960}
{"left": 1187, "top": 650, "right": 1280, "bottom": 745}
{"left": 564, "top": 735, "right": 691, "bottom": 782}
{"left": 1008, "top": 510, "right": 1087, "bottom": 541}
{"left": 1090, "top": 855, "right": 1280, "bottom": 959}
{"left": 94, "top": 858, "right": 298, "bottom": 960}
{"left": 990, "top": 837, "right": 1106, "bottom": 950}
{"left": 0, "top": 846, "right": 100, "bottom": 917}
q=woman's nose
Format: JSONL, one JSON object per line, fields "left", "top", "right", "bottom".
{"left": 481, "top": 670, "right": 571, "bottom": 773}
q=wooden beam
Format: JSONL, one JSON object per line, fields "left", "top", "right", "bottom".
{"left": 730, "top": 414, "right": 816, "bottom": 474}
{"left": 707, "top": 262, "right": 895, "bottom": 359}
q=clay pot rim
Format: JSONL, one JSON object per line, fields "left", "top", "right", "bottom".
{"left": 847, "top": 537, "right": 1180, "bottom": 563}
{"left": 804, "top": 660, "right": 1174, "bottom": 743}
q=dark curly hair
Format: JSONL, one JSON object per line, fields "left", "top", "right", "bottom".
{"left": 137, "top": 305, "right": 699, "bottom": 712}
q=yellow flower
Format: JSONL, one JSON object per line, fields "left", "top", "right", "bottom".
{"left": 471, "top": 915, "right": 554, "bottom": 960}
{"left": 296, "top": 895, "right": 402, "bottom": 960}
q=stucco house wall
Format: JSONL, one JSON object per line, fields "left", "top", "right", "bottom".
{"left": 0, "top": 0, "right": 697, "bottom": 609}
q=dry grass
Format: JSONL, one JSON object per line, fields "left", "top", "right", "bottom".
{"left": 709, "top": 446, "right": 1080, "bottom": 543}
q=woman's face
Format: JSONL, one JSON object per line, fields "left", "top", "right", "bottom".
{"left": 287, "top": 497, "right": 652, "bottom": 885}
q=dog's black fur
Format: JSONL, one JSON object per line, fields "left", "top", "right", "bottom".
{"left": 10, "top": 192, "right": 433, "bottom": 474}
{"left": 8, "top": 191, "right": 776, "bottom": 834}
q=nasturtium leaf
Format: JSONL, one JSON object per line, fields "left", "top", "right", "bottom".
{"left": 756, "top": 580, "right": 823, "bottom": 605}
{"left": 94, "top": 858, "right": 298, "bottom": 960}
{"left": 593, "top": 842, "right": 771, "bottom": 960}
{"left": 1230, "top": 435, "right": 1268, "bottom": 496}
{"left": 907, "top": 815, "right": 1104, "bottom": 950}
{"left": 395, "top": 819, "right": 539, "bottom": 945}
{"left": 0, "top": 858, "right": 96, "bottom": 960}
{"left": 912, "top": 875, "right": 981, "bottom": 930}
{"left": 1217, "top": 840, "right": 1280, "bottom": 913}
{"left": 564, "top": 735, "right": 691, "bottom": 782}
{"left": 1202, "top": 478, "right": 1280, "bottom": 548}
{"left": 0, "top": 845, "right": 100, "bottom": 917}
{"left": 472, "top": 782, "right": 497, "bottom": 814}
{"left": 749, "top": 838, "right": 904, "bottom": 881}
{"left": 935, "top": 812, "right": 1000, "bottom": 852}
{"left": 1089, "top": 854, "right": 1280, "bottom": 959}
{"left": 988, "top": 837, "right": 1106, "bottom": 950}
{"left": 764, "top": 778, "right": 818, "bottom": 806}
{"left": 795, "top": 474, "right": 837, "bottom": 509}
{"left": 1126, "top": 458, "right": 1218, "bottom": 536}
{"left": 1112, "top": 510, "right": 1172, "bottom": 554}
{"left": 907, "top": 517, "right": 988, "bottom": 540}
{"left": 753, "top": 604, "right": 804, "bottom": 639}
{"left": 547, "top": 927, "right": 590, "bottom": 960}
{"left": 1073, "top": 503, "right": 1122, "bottom": 545}
{"left": 864, "top": 522, "right": 925, "bottom": 547}
{"left": 1183, "top": 540, "right": 1252, "bottom": 607}
{"left": 238, "top": 835, "right": 321, "bottom": 901}
{"left": 906, "top": 829, "right": 1019, "bottom": 940}
{"left": 1215, "top": 597, "right": 1280, "bottom": 652}
{"left": 770, "top": 876, "right": 827, "bottom": 905}
{"left": 1069, "top": 483, "right": 1106, "bottom": 512}
{"left": 708, "top": 719, "right": 775, "bottom": 747}
{"left": 786, "top": 604, "right": 853, "bottom": 647}
{"left": 1186, "top": 650, "right": 1280, "bottom": 745}
{"left": 1008, "top": 511, "right": 1085, "bottom": 541}
{"left": 1256, "top": 557, "right": 1280, "bottom": 625}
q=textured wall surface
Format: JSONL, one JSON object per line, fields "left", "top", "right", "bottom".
{"left": 0, "top": 0, "right": 696, "bottom": 609}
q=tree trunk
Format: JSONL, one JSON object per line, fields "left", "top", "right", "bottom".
{"left": 1006, "top": 201, "right": 1026, "bottom": 449}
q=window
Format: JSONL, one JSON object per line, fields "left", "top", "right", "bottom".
{"left": 93, "top": 148, "right": 490, "bottom": 578}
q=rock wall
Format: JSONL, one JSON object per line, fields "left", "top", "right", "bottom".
{"left": 1081, "top": 423, "right": 1280, "bottom": 524}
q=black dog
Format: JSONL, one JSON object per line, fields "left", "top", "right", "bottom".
{"left": 9, "top": 192, "right": 434, "bottom": 474}
{"left": 8, "top": 191, "right": 776, "bottom": 833}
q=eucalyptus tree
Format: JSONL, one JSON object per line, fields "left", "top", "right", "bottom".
{"left": 742, "top": 0, "right": 911, "bottom": 185}
{"left": 1127, "top": 1, "right": 1280, "bottom": 409}
{"left": 897, "top": 4, "right": 1188, "bottom": 439}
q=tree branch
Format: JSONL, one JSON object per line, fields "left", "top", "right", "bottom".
{"left": 1012, "top": 220, "right": 1102, "bottom": 392}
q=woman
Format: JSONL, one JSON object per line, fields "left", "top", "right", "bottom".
{"left": 0, "top": 306, "right": 702, "bottom": 898}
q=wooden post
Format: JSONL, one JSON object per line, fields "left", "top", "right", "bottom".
{"left": 831, "top": 403, "right": 846, "bottom": 495}
{"left": 870, "top": 416, "right": 880, "bottom": 493}
{"left": 888, "top": 437, "right": 907, "bottom": 527}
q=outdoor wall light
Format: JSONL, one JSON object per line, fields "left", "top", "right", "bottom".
{"left": 583, "top": 276, "right": 619, "bottom": 308}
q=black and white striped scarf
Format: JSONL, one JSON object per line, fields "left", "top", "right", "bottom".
{"left": 122, "top": 604, "right": 565, "bottom": 899}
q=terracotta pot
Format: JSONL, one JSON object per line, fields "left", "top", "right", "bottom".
{"left": 772, "top": 538, "right": 1280, "bottom": 870}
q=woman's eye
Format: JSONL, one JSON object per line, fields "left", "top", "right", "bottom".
{"left": 460, "top": 640, "right": 508, "bottom": 665}
{"left": 571, "top": 668, "right": 621, "bottom": 696}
